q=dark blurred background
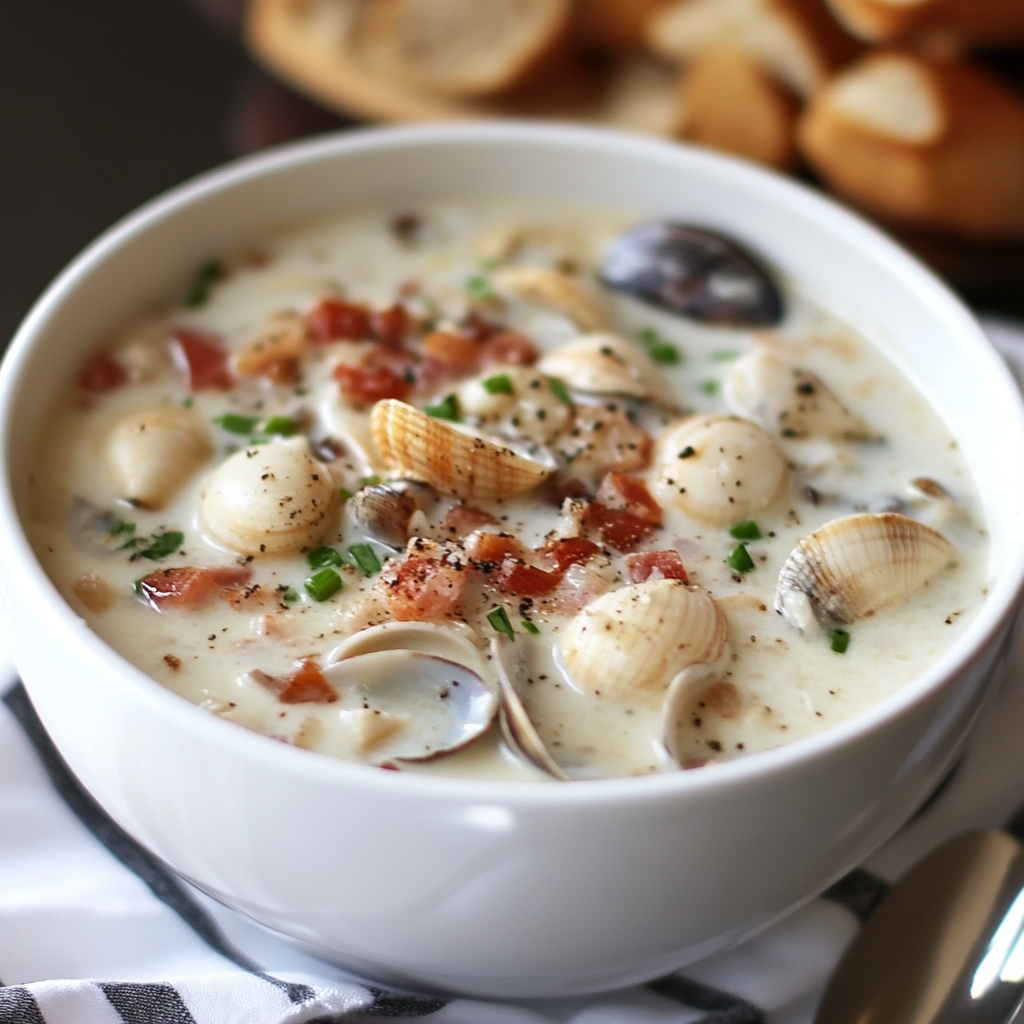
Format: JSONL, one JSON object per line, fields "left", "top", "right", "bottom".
{"left": 0, "top": 0, "right": 1021, "bottom": 349}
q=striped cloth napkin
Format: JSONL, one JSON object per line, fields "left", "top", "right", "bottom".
{"left": 3, "top": 318, "right": 1024, "bottom": 1024}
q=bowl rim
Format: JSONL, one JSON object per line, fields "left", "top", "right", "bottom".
{"left": 3, "top": 119, "right": 1023, "bottom": 807}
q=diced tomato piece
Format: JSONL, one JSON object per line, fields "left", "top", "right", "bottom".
{"left": 482, "top": 330, "right": 538, "bottom": 367}
{"left": 466, "top": 532, "right": 530, "bottom": 565}
{"left": 493, "top": 558, "right": 561, "bottom": 597}
{"left": 137, "top": 566, "right": 252, "bottom": 610}
{"left": 625, "top": 550, "right": 689, "bottom": 584}
{"left": 423, "top": 330, "right": 481, "bottom": 371}
{"left": 584, "top": 503, "right": 658, "bottom": 553}
{"left": 595, "top": 473, "right": 663, "bottom": 525}
{"left": 170, "top": 329, "right": 233, "bottom": 391}
{"left": 278, "top": 658, "right": 338, "bottom": 704}
{"left": 306, "top": 298, "right": 371, "bottom": 342}
{"left": 78, "top": 352, "right": 127, "bottom": 392}
{"left": 382, "top": 556, "right": 469, "bottom": 621}
{"left": 334, "top": 363, "right": 411, "bottom": 406}
{"left": 440, "top": 504, "right": 499, "bottom": 539}
{"left": 371, "top": 305, "right": 411, "bottom": 345}
{"left": 540, "top": 537, "right": 600, "bottom": 573}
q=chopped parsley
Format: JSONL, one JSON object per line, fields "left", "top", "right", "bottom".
{"left": 546, "top": 376, "right": 573, "bottom": 406}
{"left": 726, "top": 543, "right": 755, "bottom": 574}
{"left": 282, "top": 588, "right": 300, "bottom": 604}
{"left": 464, "top": 275, "right": 494, "bottom": 300}
{"left": 347, "top": 543, "right": 382, "bottom": 577}
{"left": 358, "top": 475, "right": 382, "bottom": 489}
{"left": 184, "top": 260, "right": 224, "bottom": 308}
{"left": 425, "top": 394, "right": 460, "bottom": 421}
{"left": 638, "top": 326, "right": 681, "bottom": 366}
{"left": 307, "top": 546, "right": 343, "bottom": 569}
{"left": 338, "top": 487, "right": 354, "bottom": 502}
{"left": 520, "top": 619, "right": 540, "bottom": 636}
{"left": 487, "top": 606, "right": 515, "bottom": 642}
{"left": 482, "top": 373, "right": 515, "bottom": 396}
{"left": 140, "top": 530, "right": 184, "bottom": 561}
{"left": 262, "top": 415, "right": 298, "bottom": 436}
{"left": 213, "top": 413, "right": 259, "bottom": 435}
{"left": 110, "top": 520, "right": 136, "bottom": 537}
{"left": 729, "top": 520, "right": 762, "bottom": 541}
{"left": 305, "top": 568, "right": 342, "bottom": 602}
{"left": 829, "top": 629, "right": 851, "bottom": 654}
{"left": 700, "top": 379, "right": 720, "bottom": 396}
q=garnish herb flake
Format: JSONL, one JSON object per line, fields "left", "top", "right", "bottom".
{"left": 729, "top": 520, "right": 762, "bottom": 541}
{"left": 829, "top": 629, "right": 851, "bottom": 654}
{"left": 214, "top": 413, "right": 259, "bottom": 435}
{"left": 425, "top": 394, "right": 460, "bottom": 421}
{"left": 638, "top": 326, "right": 681, "bottom": 366}
{"left": 700, "top": 379, "right": 720, "bottom": 396}
{"left": 358, "top": 475, "right": 382, "bottom": 489}
{"left": 305, "top": 568, "right": 343, "bottom": 602}
{"left": 184, "top": 260, "right": 224, "bottom": 308}
{"left": 726, "top": 543, "right": 755, "bottom": 574}
{"left": 347, "top": 543, "right": 382, "bottom": 577}
{"left": 482, "top": 373, "right": 515, "bottom": 396}
{"left": 262, "top": 415, "right": 298, "bottom": 436}
{"left": 465, "top": 275, "right": 494, "bottom": 300}
{"left": 520, "top": 619, "right": 541, "bottom": 635}
{"left": 140, "top": 531, "right": 185, "bottom": 561}
{"left": 307, "top": 546, "right": 343, "bottom": 570}
{"left": 487, "top": 606, "right": 515, "bottom": 642}
{"left": 547, "top": 376, "right": 573, "bottom": 407}
{"left": 110, "top": 520, "right": 136, "bottom": 537}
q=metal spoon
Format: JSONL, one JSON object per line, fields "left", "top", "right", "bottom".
{"left": 816, "top": 829, "right": 1024, "bottom": 1024}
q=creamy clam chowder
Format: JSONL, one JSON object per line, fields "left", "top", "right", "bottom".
{"left": 26, "top": 198, "right": 990, "bottom": 782}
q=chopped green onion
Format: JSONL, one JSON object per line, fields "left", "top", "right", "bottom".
{"left": 465, "top": 276, "right": 494, "bottom": 300}
{"left": 639, "top": 327, "right": 681, "bottom": 365}
{"left": 282, "top": 588, "right": 300, "bottom": 604}
{"left": 829, "top": 629, "right": 851, "bottom": 654}
{"left": 184, "top": 260, "right": 224, "bottom": 308}
{"left": 729, "top": 520, "right": 762, "bottom": 541}
{"left": 711, "top": 350, "right": 741, "bottom": 362}
{"left": 482, "top": 373, "right": 515, "bottom": 396}
{"left": 262, "top": 415, "right": 298, "bottom": 436}
{"left": 347, "top": 543, "right": 382, "bottom": 577}
{"left": 726, "top": 543, "right": 755, "bottom": 574}
{"left": 547, "top": 376, "right": 573, "bottom": 406}
{"left": 247, "top": 436, "right": 271, "bottom": 446}
{"left": 214, "top": 413, "right": 259, "bottom": 434}
{"left": 487, "top": 606, "right": 515, "bottom": 642}
{"left": 140, "top": 530, "right": 184, "bottom": 561}
{"left": 425, "top": 394, "right": 460, "bottom": 421}
{"left": 182, "top": 397, "right": 194, "bottom": 408}
{"left": 358, "top": 475, "right": 382, "bottom": 489}
{"left": 110, "top": 520, "right": 136, "bottom": 537}
{"left": 520, "top": 619, "right": 540, "bottom": 636}
{"left": 700, "top": 379, "right": 720, "bottom": 396}
{"left": 307, "top": 546, "right": 343, "bottom": 570}
{"left": 339, "top": 488, "right": 354, "bottom": 502}
{"left": 305, "top": 568, "right": 342, "bottom": 602}
{"left": 479, "top": 257, "right": 500, "bottom": 271}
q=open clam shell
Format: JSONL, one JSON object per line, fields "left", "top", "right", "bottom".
{"left": 371, "top": 399, "right": 552, "bottom": 501}
{"left": 327, "top": 620, "right": 489, "bottom": 677}
{"left": 775, "top": 511, "right": 957, "bottom": 630}
{"left": 492, "top": 266, "right": 610, "bottom": 332}
{"left": 490, "top": 635, "right": 569, "bottom": 782}
{"left": 661, "top": 662, "right": 728, "bottom": 768}
{"left": 537, "top": 333, "right": 673, "bottom": 404}
{"left": 350, "top": 483, "right": 424, "bottom": 548}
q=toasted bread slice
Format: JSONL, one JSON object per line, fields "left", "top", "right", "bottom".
{"left": 646, "top": 0, "right": 861, "bottom": 99}
{"left": 355, "top": 0, "right": 573, "bottom": 99}
{"left": 576, "top": 0, "right": 673, "bottom": 53}
{"left": 681, "top": 44, "right": 799, "bottom": 169}
{"left": 823, "top": 0, "right": 1024, "bottom": 47}
{"left": 799, "top": 52, "right": 1024, "bottom": 238}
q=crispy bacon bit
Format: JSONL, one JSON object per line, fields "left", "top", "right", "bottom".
{"left": 334, "top": 363, "right": 411, "bottom": 406}
{"left": 78, "top": 352, "right": 127, "bottom": 392}
{"left": 584, "top": 504, "right": 657, "bottom": 553}
{"left": 307, "top": 298, "right": 371, "bottom": 342}
{"left": 539, "top": 537, "right": 600, "bottom": 573}
{"left": 137, "top": 565, "right": 253, "bottom": 610}
{"left": 382, "top": 556, "right": 468, "bottom": 621}
{"left": 170, "top": 329, "right": 233, "bottom": 391}
{"left": 254, "top": 657, "right": 337, "bottom": 704}
{"left": 371, "top": 305, "right": 411, "bottom": 345}
{"left": 423, "top": 330, "right": 480, "bottom": 371}
{"left": 595, "top": 473, "right": 663, "bottom": 525}
{"left": 441, "top": 504, "right": 499, "bottom": 538}
{"left": 482, "top": 330, "right": 538, "bottom": 367}
{"left": 493, "top": 558, "right": 561, "bottom": 597}
{"left": 163, "top": 654, "right": 182, "bottom": 671}
{"left": 626, "top": 550, "right": 689, "bottom": 584}
{"left": 466, "top": 532, "right": 530, "bottom": 565}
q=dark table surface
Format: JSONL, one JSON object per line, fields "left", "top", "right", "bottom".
{"left": 1, "top": 0, "right": 1021, "bottom": 352}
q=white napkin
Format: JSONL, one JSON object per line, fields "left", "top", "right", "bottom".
{"left": 3, "top": 318, "right": 1024, "bottom": 1024}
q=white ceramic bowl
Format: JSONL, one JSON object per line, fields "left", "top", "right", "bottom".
{"left": 2, "top": 123, "right": 1024, "bottom": 999}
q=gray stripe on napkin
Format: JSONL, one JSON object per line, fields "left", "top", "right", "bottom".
{"left": 647, "top": 975, "right": 764, "bottom": 1023}
{"left": 0, "top": 985, "right": 46, "bottom": 1024}
{"left": 100, "top": 983, "right": 197, "bottom": 1024}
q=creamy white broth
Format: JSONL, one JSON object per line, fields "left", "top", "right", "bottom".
{"left": 26, "top": 197, "right": 990, "bottom": 782}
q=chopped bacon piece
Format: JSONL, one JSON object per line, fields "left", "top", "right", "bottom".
{"left": 78, "top": 352, "right": 127, "bottom": 392}
{"left": 540, "top": 537, "right": 600, "bottom": 573}
{"left": 584, "top": 504, "right": 657, "bottom": 553}
{"left": 595, "top": 473, "right": 663, "bottom": 525}
{"left": 482, "top": 330, "right": 538, "bottom": 367}
{"left": 170, "top": 329, "right": 233, "bottom": 391}
{"left": 440, "top": 504, "right": 499, "bottom": 539}
{"left": 466, "top": 532, "right": 530, "bottom": 565}
{"left": 254, "top": 657, "right": 337, "bottom": 704}
{"left": 381, "top": 556, "right": 469, "bottom": 621}
{"left": 371, "top": 305, "right": 411, "bottom": 345}
{"left": 625, "top": 550, "right": 689, "bottom": 584}
{"left": 137, "top": 566, "right": 252, "bottom": 610}
{"left": 306, "top": 298, "right": 371, "bottom": 342}
{"left": 334, "top": 363, "right": 411, "bottom": 406}
{"left": 423, "top": 330, "right": 480, "bottom": 372}
{"left": 493, "top": 558, "right": 561, "bottom": 597}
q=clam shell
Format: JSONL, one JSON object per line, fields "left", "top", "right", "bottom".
{"left": 370, "top": 399, "right": 552, "bottom": 501}
{"left": 559, "top": 580, "right": 728, "bottom": 699}
{"left": 725, "top": 348, "right": 879, "bottom": 441}
{"left": 653, "top": 414, "right": 788, "bottom": 526}
{"left": 491, "top": 635, "right": 569, "bottom": 781}
{"left": 492, "top": 266, "right": 610, "bottom": 332}
{"left": 775, "top": 512, "right": 957, "bottom": 628}
{"left": 350, "top": 484, "right": 420, "bottom": 548}
{"left": 537, "top": 333, "right": 673, "bottom": 403}
{"left": 661, "top": 662, "right": 728, "bottom": 768}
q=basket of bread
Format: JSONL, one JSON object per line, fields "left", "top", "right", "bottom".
{"left": 246, "top": 0, "right": 1024, "bottom": 240}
